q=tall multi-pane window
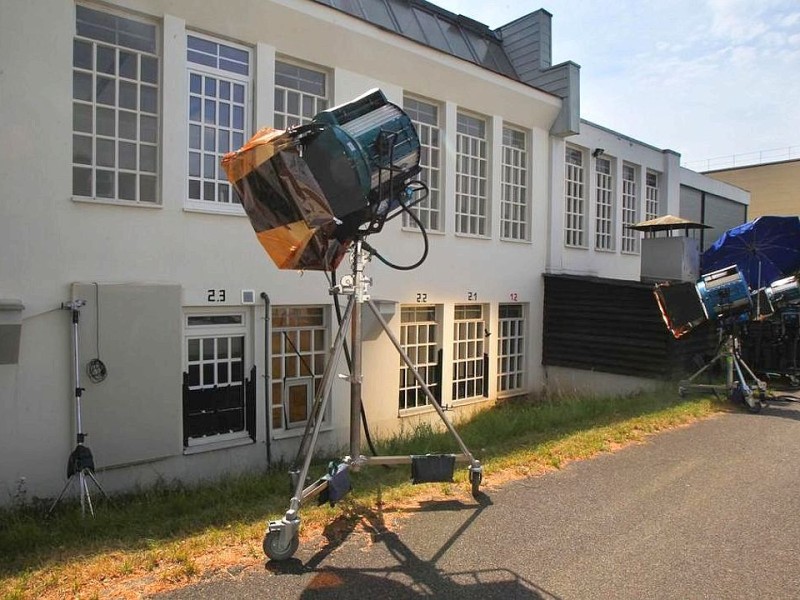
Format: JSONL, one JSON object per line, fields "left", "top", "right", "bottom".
{"left": 564, "top": 147, "right": 586, "bottom": 247}
{"left": 621, "top": 164, "right": 639, "bottom": 253}
{"left": 270, "top": 307, "right": 328, "bottom": 430}
{"left": 500, "top": 127, "right": 528, "bottom": 241}
{"left": 187, "top": 35, "right": 250, "bottom": 208}
{"left": 403, "top": 97, "right": 442, "bottom": 231}
{"left": 72, "top": 5, "right": 159, "bottom": 203}
{"left": 399, "top": 306, "right": 440, "bottom": 411}
{"left": 452, "top": 304, "right": 487, "bottom": 401}
{"left": 273, "top": 61, "right": 328, "bottom": 129}
{"left": 645, "top": 171, "right": 660, "bottom": 220}
{"left": 595, "top": 157, "right": 614, "bottom": 251}
{"left": 455, "top": 113, "right": 488, "bottom": 236}
{"left": 184, "top": 313, "right": 247, "bottom": 443}
{"left": 497, "top": 304, "right": 525, "bottom": 394}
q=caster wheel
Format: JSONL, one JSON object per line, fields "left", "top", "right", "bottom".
{"left": 263, "top": 529, "right": 299, "bottom": 561}
{"left": 746, "top": 395, "right": 763, "bottom": 414}
{"left": 469, "top": 469, "right": 482, "bottom": 497}
{"left": 678, "top": 387, "right": 687, "bottom": 398}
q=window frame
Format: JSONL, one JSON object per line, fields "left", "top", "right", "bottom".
{"left": 402, "top": 95, "right": 443, "bottom": 233}
{"left": 183, "top": 309, "right": 250, "bottom": 447}
{"left": 72, "top": 4, "right": 160, "bottom": 205}
{"left": 500, "top": 125, "right": 530, "bottom": 242}
{"left": 594, "top": 156, "right": 615, "bottom": 251}
{"left": 564, "top": 145, "right": 587, "bottom": 248}
{"left": 398, "top": 304, "right": 442, "bottom": 413}
{"left": 621, "top": 163, "right": 639, "bottom": 254}
{"left": 645, "top": 170, "right": 660, "bottom": 221}
{"left": 273, "top": 58, "right": 329, "bottom": 130}
{"left": 497, "top": 303, "right": 526, "bottom": 396}
{"left": 452, "top": 303, "right": 488, "bottom": 403}
{"left": 455, "top": 111, "right": 489, "bottom": 238}
{"left": 269, "top": 305, "right": 331, "bottom": 435}
{"left": 185, "top": 31, "right": 252, "bottom": 215}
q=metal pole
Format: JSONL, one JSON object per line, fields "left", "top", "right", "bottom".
{"left": 72, "top": 308, "right": 83, "bottom": 439}
{"left": 349, "top": 241, "right": 365, "bottom": 459}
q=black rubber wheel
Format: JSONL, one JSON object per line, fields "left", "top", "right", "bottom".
{"left": 263, "top": 529, "right": 299, "bottom": 561}
{"left": 746, "top": 395, "right": 763, "bottom": 414}
{"left": 678, "top": 387, "right": 688, "bottom": 398}
{"left": 470, "top": 469, "right": 482, "bottom": 497}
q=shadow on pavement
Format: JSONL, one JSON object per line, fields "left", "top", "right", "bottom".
{"left": 267, "top": 490, "right": 560, "bottom": 599}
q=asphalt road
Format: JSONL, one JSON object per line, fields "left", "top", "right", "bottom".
{"left": 158, "top": 397, "right": 800, "bottom": 599}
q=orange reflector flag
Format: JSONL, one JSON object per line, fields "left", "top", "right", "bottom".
{"left": 221, "top": 127, "right": 348, "bottom": 271}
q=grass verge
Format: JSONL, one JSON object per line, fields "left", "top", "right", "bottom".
{"left": 0, "top": 386, "right": 729, "bottom": 599}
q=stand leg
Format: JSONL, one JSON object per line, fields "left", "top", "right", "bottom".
{"left": 366, "top": 299, "right": 482, "bottom": 478}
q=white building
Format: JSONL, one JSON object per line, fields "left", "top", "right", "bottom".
{"left": 0, "top": 0, "right": 747, "bottom": 504}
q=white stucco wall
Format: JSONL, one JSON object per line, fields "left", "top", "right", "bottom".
{"left": 0, "top": 0, "right": 561, "bottom": 502}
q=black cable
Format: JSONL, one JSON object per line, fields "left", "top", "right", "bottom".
{"left": 86, "top": 283, "right": 107, "bottom": 383}
{"left": 364, "top": 180, "right": 430, "bottom": 271}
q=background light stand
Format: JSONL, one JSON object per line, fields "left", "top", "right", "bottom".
{"left": 47, "top": 300, "right": 109, "bottom": 517}
{"left": 678, "top": 322, "right": 767, "bottom": 413}
{"left": 263, "top": 238, "right": 483, "bottom": 561}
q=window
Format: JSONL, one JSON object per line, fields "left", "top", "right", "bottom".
{"left": 497, "top": 304, "right": 526, "bottom": 394}
{"left": 595, "top": 157, "right": 614, "bottom": 251}
{"left": 399, "top": 306, "right": 441, "bottom": 410}
{"left": 270, "top": 306, "right": 328, "bottom": 430}
{"left": 455, "top": 113, "right": 488, "bottom": 236}
{"left": 184, "top": 312, "right": 250, "bottom": 444}
{"left": 273, "top": 61, "right": 328, "bottom": 129}
{"left": 564, "top": 147, "right": 586, "bottom": 247}
{"left": 73, "top": 5, "right": 159, "bottom": 203}
{"left": 621, "top": 164, "right": 638, "bottom": 253}
{"left": 501, "top": 127, "right": 528, "bottom": 241}
{"left": 452, "top": 304, "right": 487, "bottom": 401}
{"left": 403, "top": 97, "right": 442, "bottom": 231}
{"left": 187, "top": 34, "right": 250, "bottom": 209}
{"left": 645, "top": 171, "right": 660, "bottom": 221}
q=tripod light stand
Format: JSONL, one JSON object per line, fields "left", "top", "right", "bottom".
{"left": 678, "top": 324, "right": 767, "bottom": 413}
{"left": 47, "top": 300, "right": 109, "bottom": 517}
{"left": 262, "top": 239, "right": 483, "bottom": 561}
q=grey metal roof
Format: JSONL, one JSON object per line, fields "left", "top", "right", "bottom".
{"left": 311, "top": 0, "right": 519, "bottom": 79}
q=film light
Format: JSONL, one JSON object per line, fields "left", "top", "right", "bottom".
{"left": 654, "top": 265, "right": 751, "bottom": 339}
{"left": 655, "top": 265, "right": 800, "bottom": 339}
{"left": 222, "top": 89, "right": 421, "bottom": 271}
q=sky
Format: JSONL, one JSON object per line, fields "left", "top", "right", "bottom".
{"left": 431, "top": 0, "right": 800, "bottom": 171}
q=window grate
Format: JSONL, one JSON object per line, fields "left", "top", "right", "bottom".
{"left": 564, "top": 147, "right": 585, "bottom": 247}
{"left": 622, "top": 164, "right": 639, "bottom": 253}
{"left": 403, "top": 97, "right": 441, "bottom": 231}
{"left": 73, "top": 5, "right": 159, "bottom": 203}
{"left": 455, "top": 113, "right": 488, "bottom": 236}
{"left": 501, "top": 127, "right": 528, "bottom": 241}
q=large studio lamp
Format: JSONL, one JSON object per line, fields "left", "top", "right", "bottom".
{"left": 222, "top": 88, "right": 421, "bottom": 271}
{"left": 222, "top": 89, "right": 483, "bottom": 562}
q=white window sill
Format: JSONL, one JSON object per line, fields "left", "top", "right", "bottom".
{"left": 271, "top": 423, "right": 333, "bottom": 441}
{"left": 72, "top": 196, "right": 162, "bottom": 208}
{"left": 499, "top": 236, "right": 533, "bottom": 245}
{"left": 184, "top": 201, "right": 247, "bottom": 217}
{"left": 401, "top": 226, "right": 445, "bottom": 235}
{"left": 183, "top": 431, "right": 253, "bottom": 455}
{"left": 449, "top": 396, "right": 491, "bottom": 409}
{"left": 399, "top": 404, "right": 437, "bottom": 418}
{"left": 454, "top": 232, "right": 491, "bottom": 241}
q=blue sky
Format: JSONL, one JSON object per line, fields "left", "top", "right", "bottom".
{"left": 432, "top": 0, "right": 800, "bottom": 170}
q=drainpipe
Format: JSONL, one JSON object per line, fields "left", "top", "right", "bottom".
{"left": 260, "top": 292, "right": 272, "bottom": 467}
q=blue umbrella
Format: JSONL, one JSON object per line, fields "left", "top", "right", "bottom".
{"left": 701, "top": 215, "right": 800, "bottom": 290}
